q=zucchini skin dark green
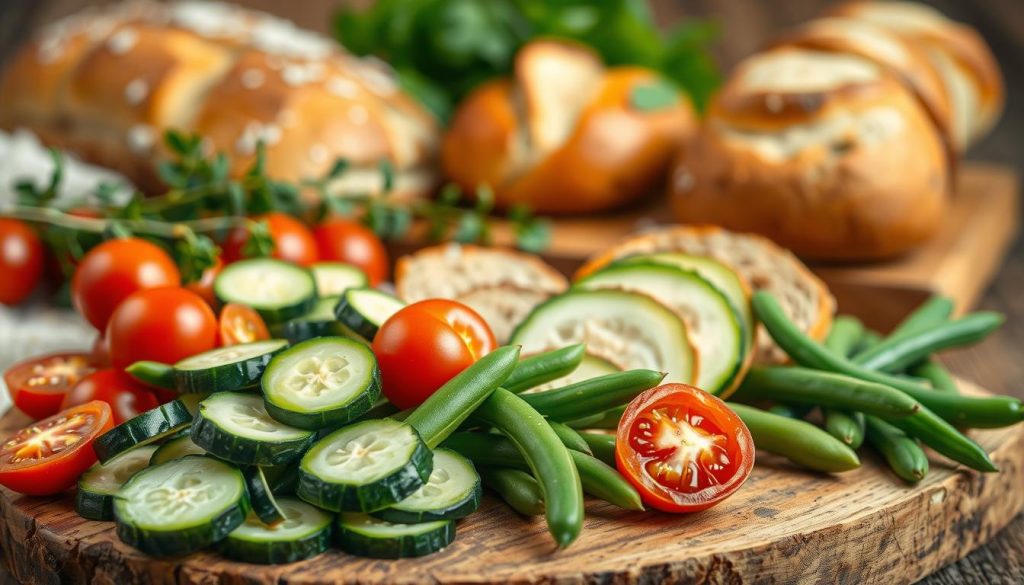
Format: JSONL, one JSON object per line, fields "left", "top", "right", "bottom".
{"left": 334, "top": 287, "right": 403, "bottom": 341}
{"left": 174, "top": 343, "right": 287, "bottom": 393}
{"left": 222, "top": 524, "right": 333, "bottom": 564}
{"left": 93, "top": 400, "right": 194, "bottom": 463}
{"left": 280, "top": 319, "right": 349, "bottom": 344}
{"left": 336, "top": 517, "right": 455, "bottom": 559}
{"left": 371, "top": 482, "right": 482, "bottom": 524}
{"left": 116, "top": 499, "right": 250, "bottom": 557}
{"left": 191, "top": 399, "right": 315, "bottom": 466}
{"left": 262, "top": 462, "right": 300, "bottom": 496}
{"left": 75, "top": 487, "right": 115, "bottom": 520}
{"left": 244, "top": 467, "right": 284, "bottom": 526}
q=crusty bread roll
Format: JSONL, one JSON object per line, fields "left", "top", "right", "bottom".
{"left": 395, "top": 243, "right": 568, "bottom": 343}
{"left": 442, "top": 40, "right": 697, "bottom": 215}
{"left": 575, "top": 225, "right": 835, "bottom": 365}
{"left": 0, "top": 1, "right": 439, "bottom": 198}
{"left": 669, "top": 47, "right": 949, "bottom": 261}
{"left": 828, "top": 1, "right": 1003, "bottom": 151}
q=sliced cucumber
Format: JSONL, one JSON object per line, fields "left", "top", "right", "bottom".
{"left": 149, "top": 432, "right": 206, "bottom": 466}
{"left": 526, "top": 353, "right": 621, "bottom": 393}
{"left": 222, "top": 497, "right": 333, "bottom": 564}
{"left": 372, "top": 449, "right": 481, "bottom": 523}
{"left": 244, "top": 466, "right": 285, "bottom": 527}
{"left": 577, "top": 262, "right": 744, "bottom": 395}
{"left": 311, "top": 262, "right": 368, "bottom": 296}
{"left": 93, "top": 399, "right": 195, "bottom": 463}
{"left": 334, "top": 287, "right": 405, "bottom": 341}
{"left": 262, "top": 337, "right": 381, "bottom": 430}
{"left": 510, "top": 290, "right": 697, "bottom": 385}
{"left": 281, "top": 296, "right": 350, "bottom": 343}
{"left": 298, "top": 419, "right": 432, "bottom": 512}
{"left": 114, "top": 455, "right": 248, "bottom": 557}
{"left": 215, "top": 258, "right": 316, "bottom": 324}
{"left": 262, "top": 462, "right": 300, "bottom": 496}
{"left": 336, "top": 513, "right": 454, "bottom": 559}
{"left": 172, "top": 339, "right": 289, "bottom": 393}
{"left": 192, "top": 392, "right": 315, "bottom": 465}
{"left": 76, "top": 446, "right": 157, "bottom": 520}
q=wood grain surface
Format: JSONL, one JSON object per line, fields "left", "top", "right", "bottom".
{"left": 0, "top": 383, "right": 1021, "bottom": 584}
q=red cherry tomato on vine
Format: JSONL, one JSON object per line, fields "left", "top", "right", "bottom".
{"left": 616, "top": 384, "right": 755, "bottom": 513}
{"left": 185, "top": 257, "right": 223, "bottom": 308}
{"left": 222, "top": 212, "right": 318, "bottom": 266}
{"left": 372, "top": 299, "right": 496, "bottom": 409}
{"left": 3, "top": 352, "right": 96, "bottom": 420}
{"left": 0, "top": 401, "right": 113, "bottom": 495}
{"left": 313, "top": 218, "right": 388, "bottom": 285}
{"left": 219, "top": 303, "right": 270, "bottom": 346}
{"left": 61, "top": 369, "right": 159, "bottom": 425}
{"left": 0, "top": 218, "right": 44, "bottom": 305}
{"left": 106, "top": 288, "right": 218, "bottom": 368}
{"left": 71, "top": 238, "right": 180, "bottom": 330}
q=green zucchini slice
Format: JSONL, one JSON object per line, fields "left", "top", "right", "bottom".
{"left": 244, "top": 466, "right": 285, "bottom": 527}
{"left": 334, "top": 287, "right": 405, "bottom": 341}
{"left": 215, "top": 258, "right": 316, "bottom": 324}
{"left": 311, "top": 262, "right": 368, "bottom": 296}
{"left": 76, "top": 446, "right": 158, "bottom": 520}
{"left": 149, "top": 432, "right": 206, "bottom": 466}
{"left": 337, "top": 513, "right": 455, "bottom": 559}
{"left": 222, "top": 497, "right": 333, "bottom": 564}
{"left": 114, "top": 455, "right": 248, "bottom": 557}
{"left": 170, "top": 339, "right": 289, "bottom": 393}
{"left": 298, "top": 419, "right": 432, "bottom": 512}
{"left": 262, "top": 337, "right": 381, "bottom": 430}
{"left": 191, "top": 392, "right": 315, "bottom": 465}
{"left": 93, "top": 399, "right": 195, "bottom": 463}
{"left": 372, "top": 449, "right": 481, "bottom": 523}
{"left": 281, "top": 296, "right": 350, "bottom": 343}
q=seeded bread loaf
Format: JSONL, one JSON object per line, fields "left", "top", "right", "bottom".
{"left": 395, "top": 244, "right": 569, "bottom": 343}
{"left": 0, "top": 1, "right": 439, "bottom": 198}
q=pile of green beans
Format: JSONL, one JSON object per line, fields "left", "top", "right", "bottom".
{"left": 736, "top": 291, "right": 1022, "bottom": 482}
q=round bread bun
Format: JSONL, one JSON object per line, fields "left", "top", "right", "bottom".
{"left": 442, "top": 40, "right": 697, "bottom": 215}
{"left": 670, "top": 47, "right": 949, "bottom": 261}
{"left": 828, "top": 1, "right": 1003, "bottom": 150}
{"left": 575, "top": 224, "right": 835, "bottom": 365}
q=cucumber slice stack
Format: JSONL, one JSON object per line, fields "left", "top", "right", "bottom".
{"left": 336, "top": 513, "right": 455, "bottom": 559}
{"left": 76, "top": 446, "right": 158, "bottom": 520}
{"left": 149, "top": 431, "right": 205, "bottom": 466}
{"left": 262, "top": 337, "right": 381, "bottom": 430}
{"left": 334, "top": 287, "right": 406, "bottom": 341}
{"left": 310, "top": 262, "right": 368, "bottom": 296}
{"left": 223, "top": 498, "right": 333, "bottom": 564}
{"left": 215, "top": 259, "right": 316, "bottom": 323}
{"left": 93, "top": 399, "right": 195, "bottom": 463}
{"left": 281, "top": 296, "right": 349, "bottom": 343}
{"left": 243, "top": 466, "right": 285, "bottom": 527}
{"left": 192, "top": 392, "right": 315, "bottom": 465}
{"left": 372, "top": 449, "right": 481, "bottom": 523}
{"left": 170, "top": 340, "right": 288, "bottom": 393}
{"left": 114, "top": 456, "right": 249, "bottom": 557}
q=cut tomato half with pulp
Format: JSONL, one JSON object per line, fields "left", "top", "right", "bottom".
{"left": 0, "top": 401, "right": 114, "bottom": 495}
{"left": 219, "top": 303, "right": 271, "bottom": 346}
{"left": 616, "top": 383, "right": 754, "bottom": 513}
{"left": 3, "top": 352, "right": 96, "bottom": 420}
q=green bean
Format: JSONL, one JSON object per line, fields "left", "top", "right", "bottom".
{"left": 854, "top": 313, "right": 1004, "bottom": 373}
{"left": 579, "top": 432, "right": 616, "bottom": 466}
{"left": 852, "top": 330, "right": 883, "bottom": 357}
{"left": 824, "top": 316, "right": 864, "bottom": 357}
{"left": 478, "top": 468, "right": 544, "bottom": 516}
{"left": 521, "top": 370, "right": 666, "bottom": 421}
{"left": 565, "top": 405, "right": 627, "bottom": 430}
{"left": 864, "top": 416, "right": 929, "bottom": 483}
{"left": 405, "top": 346, "right": 520, "bottom": 448}
{"left": 444, "top": 431, "right": 642, "bottom": 511}
{"left": 503, "top": 344, "right": 586, "bottom": 394}
{"left": 548, "top": 421, "right": 593, "bottom": 455}
{"left": 471, "top": 390, "right": 583, "bottom": 547}
{"left": 727, "top": 403, "right": 860, "bottom": 472}
{"left": 767, "top": 403, "right": 813, "bottom": 419}
{"left": 888, "top": 295, "right": 955, "bottom": 340}
{"left": 910, "top": 359, "right": 959, "bottom": 394}
{"left": 125, "top": 361, "right": 175, "bottom": 389}
{"left": 884, "top": 406, "right": 996, "bottom": 472}
{"left": 735, "top": 366, "right": 919, "bottom": 418}
{"left": 823, "top": 409, "right": 865, "bottom": 449}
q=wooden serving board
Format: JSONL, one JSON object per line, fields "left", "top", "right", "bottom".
{"left": 394, "top": 163, "right": 1019, "bottom": 332}
{"left": 0, "top": 382, "right": 1022, "bottom": 584}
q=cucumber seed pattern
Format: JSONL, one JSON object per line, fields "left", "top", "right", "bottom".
{"left": 144, "top": 474, "right": 214, "bottom": 516}
{"left": 287, "top": 356, "right": 351, "bottom": 398}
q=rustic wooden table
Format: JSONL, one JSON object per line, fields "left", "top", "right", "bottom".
{"left": 0, "top": 0, "right": 1021, "bottom": 583}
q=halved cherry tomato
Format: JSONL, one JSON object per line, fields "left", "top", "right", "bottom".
{"left": 616, "top": 384, "right": 755, "bottom": 513}
{"left": 71, "top": 237, "right": 181, "bottom": 330}
{"left": 61, "top": 369, "right": 159, "bottom": 425}
{"left": 3, "top": 352, "right": 96, "bottom": 420}
{"left": 373, "top": 299, "right": 496, "bottom": 409}
{"left": 222, "top": 212, "right": 318, "bottom": 266}
{"left": 313, "top": 218, "right": 388, "bottom": 285}
{"left": 186, "top": 257, "right": 223, "bottom": 308}
{"left": 0, "top": 401, "right": 114, "bottom": 495}
{"left": 0, "top": 218, "right": 45, "bottom": 305}
{"left": 106, "top": 287, "right": 218, "bottom": 368}
{"left": 219, "top": 303, "right": 271, "bottom": 346}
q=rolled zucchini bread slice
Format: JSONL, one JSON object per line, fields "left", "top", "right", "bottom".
{"left": 575, "top": 225, "right": 834, "bottom": 364}
{"left": 395, "top": 243, "right": 569, "bottom": 342}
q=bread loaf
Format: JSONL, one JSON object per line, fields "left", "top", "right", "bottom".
{"left": 0, "top": 1, "right": 439, "bottom": 198}
{"left": 442, "top": 40, "right": 697, "bottom": 215}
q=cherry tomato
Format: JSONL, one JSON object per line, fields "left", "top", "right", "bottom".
{"left": 3, "top": 352, "right": 95, "bottom": 420}
{"left": 616, "top": 384, "right": 755, "bottom": 513}
{"left": 185, "top": 257, "right": 223, "bottom": 308}
{"left": 106, "top": 288, "right": 218, "bottom": 368}
{"left": 61, "top": 369, "right": 159, "bottom": 425}
{"left": 222, "top": 212, "right": 318, "bottom": 266}
{"left": 313, "top": 218, "right": 388, "bottom": 285}
{"left": 219, "top": 303, "right": 270, "bottom": 346}
{"left": 373, "top": 299, "right": 496, "bottom": 409}
{"left": 0, "top": 218, "right": 44, "bottom": 305}
{"left": 0, "top": 401, "right": 114, "bottom": 495}
{"left": 90, "top": 334, "right": 111, "bottom": 368}
{"left": 71, "top": 238, "right": 181, "bottom": 330}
